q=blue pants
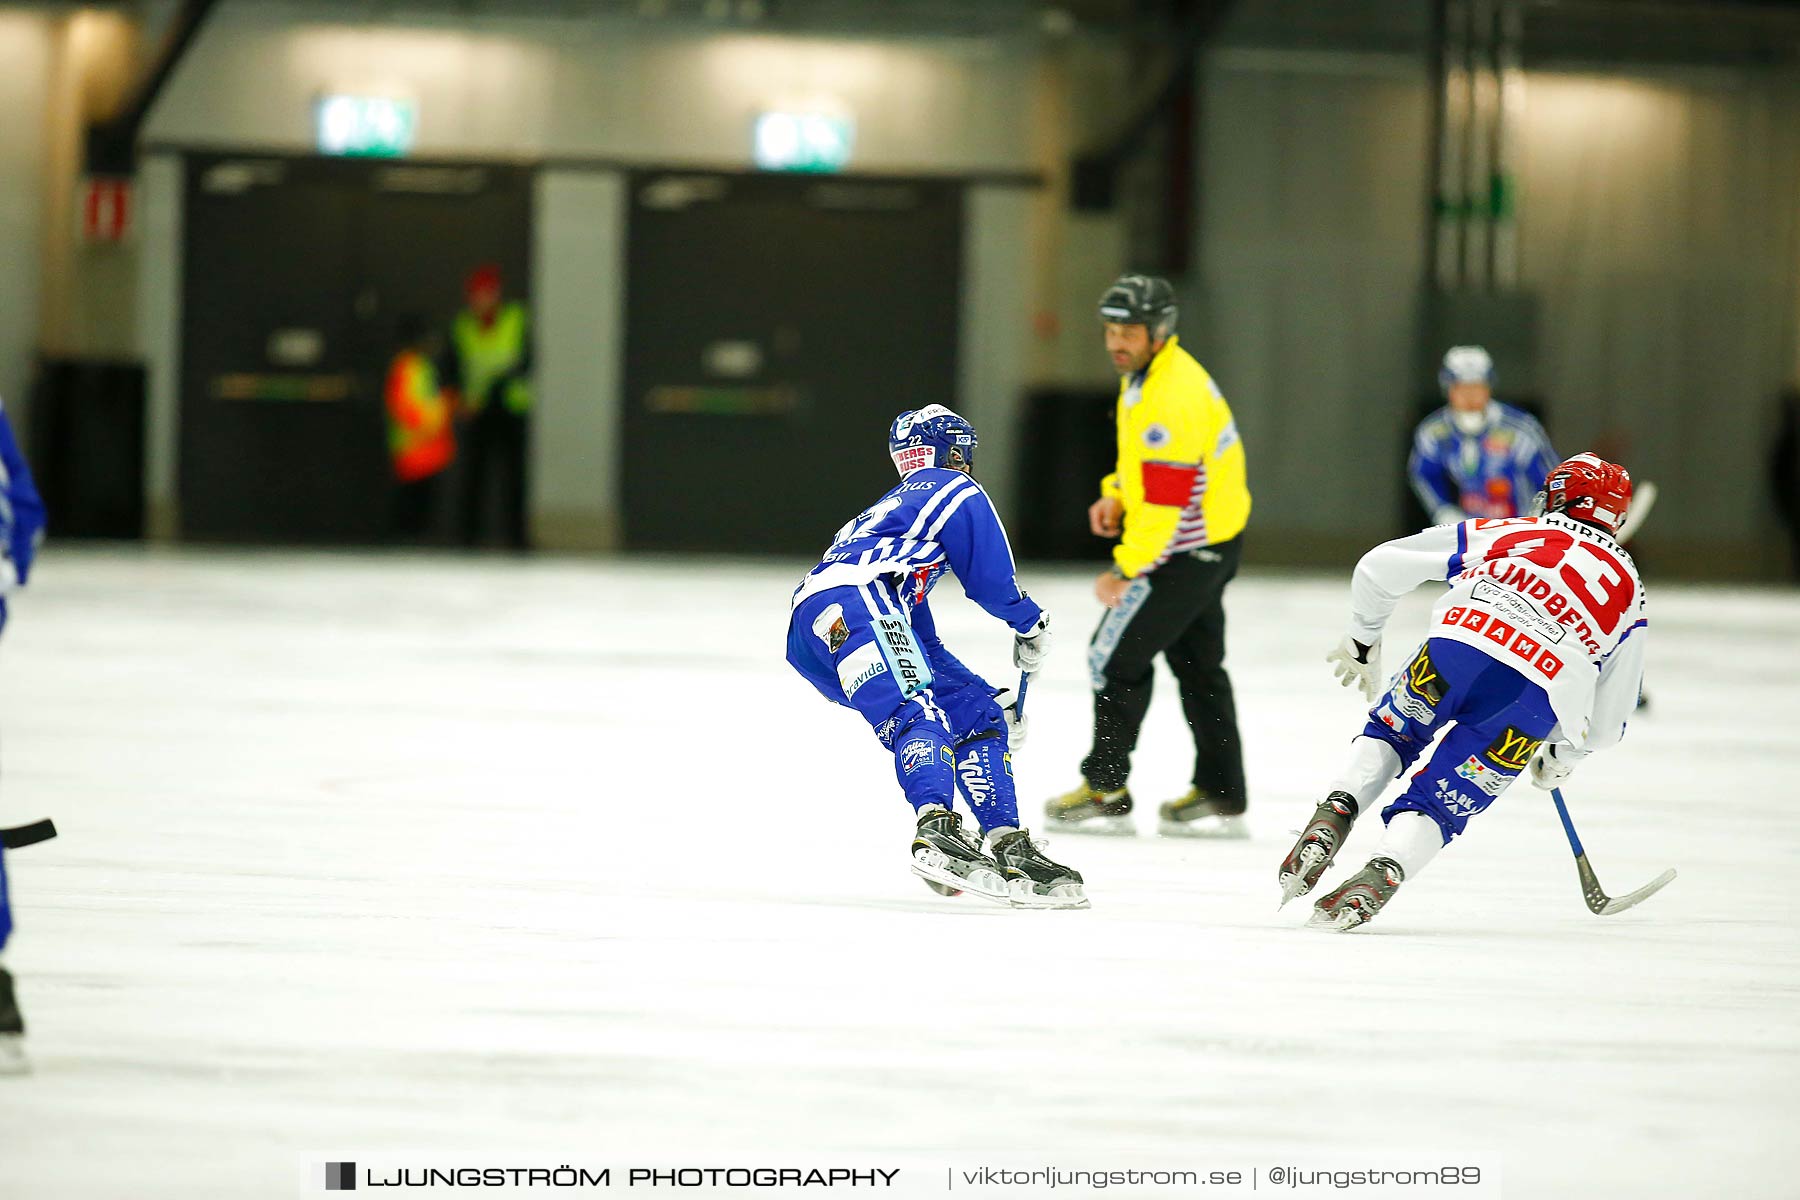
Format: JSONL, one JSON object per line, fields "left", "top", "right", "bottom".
{"left": 788, "top": 583, "right": 1018, "bottom": 833}
{"left": 1363, "top": 637, "right": 1558, "bottom": 841}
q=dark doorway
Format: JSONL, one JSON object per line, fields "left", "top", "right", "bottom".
{"left": 623, "top": 171, "right": 962, "bottom": 554}
{"left": 180, "top": 155, "right": 530, "bottom": 543}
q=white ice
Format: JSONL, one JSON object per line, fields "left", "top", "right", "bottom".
{"left": 2, "top": 548, "right": 1796, "bottom": 1197}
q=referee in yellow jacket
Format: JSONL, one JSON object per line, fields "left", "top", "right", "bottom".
{"left": 1046, "top": 274, "right": 1252, "bottom": 838}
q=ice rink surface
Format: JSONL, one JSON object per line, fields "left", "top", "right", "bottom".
{"left": 1, "top": 547, "right": 1796, "bottom": 1198}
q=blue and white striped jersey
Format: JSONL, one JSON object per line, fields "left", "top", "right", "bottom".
{"left": 792, "top": 467, "right": 1042, "bottom": 634}
{"left": 1409, "top": 401, "right": 1559, "bottom": 523}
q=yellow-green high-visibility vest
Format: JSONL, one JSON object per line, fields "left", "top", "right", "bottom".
{"left": 453, "top": 301, "right": 532, "bottom": 415}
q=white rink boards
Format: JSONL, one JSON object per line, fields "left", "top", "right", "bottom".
{"left": 1, "top": 548, "right": 1794, "bottom": 1198}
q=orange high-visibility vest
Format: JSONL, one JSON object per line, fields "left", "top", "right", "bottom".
{"left": 385, "top": 350, "right": 455, "bottom": 482}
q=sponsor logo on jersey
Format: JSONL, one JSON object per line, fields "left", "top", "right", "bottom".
{"left": 1442, "top": 608, "right": 1567, "bottom": 680}
{"left": 1434, "top": 777, "right": 1480, "bottom": 817}
{"left": 1390, "top": 684, "right": 1435, "bottom": 725}
{"left": 836, "top": 642, "right": 888, "bottom": 700}
{"left": 899, "top": 739, "right": 937, "bottom": 775}
{"left": 1455, "top": 754, "right": 1510, "bottom": 797}
{"left": 957, "top": 749, "right": 991, "bottom": 804}
{"left": 1405, "top": 644, "right": 1445, "bottom": 705}
{"left": 1484, "top": 727, "right": 1545, "bottom": 772}
{"left": 891, "top": 445, "right": 934, "bottom": 474}
{"left": 1142, "top": 422, "right": 1171, "bottom": 449}
{"left": 1214, "top": 419, "right": 1239, "bottom": 458}
{"left": 874, "top": 716, "right": 902, "bottom": 748}
{"left": 811, "top": 603, "right": 850, "bottom": 654}
{"left": 1469, "top": 579, "right": 1566, "bottom": 644}
{"left": 1375, "top": 702, "right": 1407, "bottom": 735}
{"left": 873, "top": 614, "right": 933, "bottom": 699}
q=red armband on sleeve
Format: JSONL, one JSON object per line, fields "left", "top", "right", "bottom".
{"left": 1140, "top": 460, "right": 1200, "bottom": 507}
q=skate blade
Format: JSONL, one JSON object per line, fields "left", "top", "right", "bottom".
{"left": 911, "top": 848, "right": 1010, "bottom": 904}
{"left": 1007, "top": 879, "right": 1090, "bottom": 910}
{"left": 921, "top": 879, "right": 963, "bottom": 898}
{"left": 1158, "top": 814, "right": 1250, "bottom": 840}
{"left": 1043, "top": 814, "right": 1136, "bottom": 837}
{"left": 1277, "top": 846, "right": 1329, "bottom": 909}
{"left": 1305, "top": 904, "right": 1371, "bottom": 932}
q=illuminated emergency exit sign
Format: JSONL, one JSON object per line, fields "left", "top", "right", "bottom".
{"left": 754, "top": 111, "right": 854, "bottom": 173}
{"left": 316, "top": 95, "right": 416, "bottom": 158}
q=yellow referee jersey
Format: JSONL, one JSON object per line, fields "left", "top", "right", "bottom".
{"left": 1099, "top": 335, "right": 1251, "bottom": 578}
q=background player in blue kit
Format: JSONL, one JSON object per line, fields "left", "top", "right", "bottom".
{"left": 787, "top": 405, "right": 1086, "bottom": 908}
{"left": 1409, "top": 345, "right": 1559, "bottom": 525}
{"left": 0, "top": 394, "right": 47, "bottom": 1072}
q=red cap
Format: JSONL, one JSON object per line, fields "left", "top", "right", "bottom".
{"left": 465, "top": 263, "right": 502, "bottom": 296}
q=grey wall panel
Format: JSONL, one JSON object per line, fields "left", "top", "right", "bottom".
{"left": 134, "top": 154, "right": 183, "bottom": 537}
{"left": 1516, "top": 68, "right": 1800, "bottom": 570}
{"left": 960, "top": 185, "right": 1033, "bottom": 518}
{"left": 1193, "top": 53, "right": 1432, "bottom": 556}
{"left": 532, "top": 170, "right": 627, "bottom": 551}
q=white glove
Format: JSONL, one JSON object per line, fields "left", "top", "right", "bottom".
{"left": 1529, "top": 742, "right": 1581, "bottom": 791}
{"left": 1327, "top": 634, "right": 1381, "bottom": 703}
{"left": 997, "top": 689, "right": 1028, "bottom": 748}
{"left": 1013, "top": 615, "right": 1051, "bottom": 673}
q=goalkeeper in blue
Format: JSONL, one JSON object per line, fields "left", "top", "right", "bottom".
{"left": 0, "top": 394, "right": 48, "bottom": 1073}
{"left": 787, "top": 405, "right": 1087, "bottom": 908}
{"left": 1409, "top": 345, "right": 1559, "bottom": 525}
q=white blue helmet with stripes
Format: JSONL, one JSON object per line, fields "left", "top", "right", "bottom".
{"left": 888, "top": 405, "right": 977, "bottom": 477}
{"left": 1439, "top": 345, "right": 1496, "bottom": 390}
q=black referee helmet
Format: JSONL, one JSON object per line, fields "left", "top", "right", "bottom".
{"left": 1097, "top": 274, "right": 1178, "bottom": 340}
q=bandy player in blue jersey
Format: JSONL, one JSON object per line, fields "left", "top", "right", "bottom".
{"left": 0, "top": 394, "right": 48, "bottom": 1072}
{"left": 1278, "top": 453, "right": 1645, "bottom": 930}
{"left": 787, "top": 406, "right": 1086, "bottom": 908}
{"left": 1409, "top": 346, "right": 1559, "bottom": 525}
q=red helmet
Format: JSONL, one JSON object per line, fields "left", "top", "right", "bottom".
{"left": 1543, "top": 452, "right": 1632, "bottom": 534}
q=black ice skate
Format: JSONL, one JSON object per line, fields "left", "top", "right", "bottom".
{"left": 911, "top": 808, "right": 1009, "bottom": 904}
{"left": 1158, "top": 788, "right": 1249, "bottom": 839}
{"left": 990, "top": 830, "right": 1089, "bottom": 909}
{"left": 0, "top": 964, "right": 26, "bottom": 1075}
{"left": 1043, "top": 781, "right": 1135, "bottom": 836}
{"left": 1307, "top": 856, "right": 1404, "bottom": 931}
{"left": 1277, "top": 792, "right": 1359, "bottom": 907}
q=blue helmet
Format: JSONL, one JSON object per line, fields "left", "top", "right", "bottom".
{"left": 1438, "top": 344, "right": 1496, "bottom": 391}
{"left": 888, "top": 404, "right": 977, "bottom": 476}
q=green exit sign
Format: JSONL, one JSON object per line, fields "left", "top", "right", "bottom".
{"left": 754, "top": 111, "right": 854, "bottom": 173}
{"left": 316, "top": 95, "right": 416, "bottom": 158}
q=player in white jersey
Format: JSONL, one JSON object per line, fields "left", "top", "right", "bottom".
{"left": 1277, "top": 453, "right": 1645, "bottom": 930}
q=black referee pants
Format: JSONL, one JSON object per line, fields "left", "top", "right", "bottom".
{"left": 1080, "top": 536, "right": 1246, "bottom": 807}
